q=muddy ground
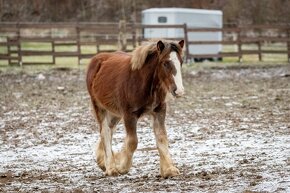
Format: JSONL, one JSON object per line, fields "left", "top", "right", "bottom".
{"left": 0, "top": 64, "right": 290, "bottom": 193}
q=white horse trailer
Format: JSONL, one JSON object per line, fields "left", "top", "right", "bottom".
{"left": 142, "top": 8, "right": 223, "bottom": 61}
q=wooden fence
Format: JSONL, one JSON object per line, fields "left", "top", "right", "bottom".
{"left": 0, "top": 22, "right": 135, "bottom": 65}
{"left": 0, "top": 22, "right": 289, "bottom": 65}
{"left": 186, "top": 25, "right": 290, "bottom": 62}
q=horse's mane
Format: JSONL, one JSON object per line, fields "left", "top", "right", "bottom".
{"left": 131, "top": 42, "right": 156, "bottom": 70}
{"left": 130, "top": 40, "right": 182, "bottom": 70}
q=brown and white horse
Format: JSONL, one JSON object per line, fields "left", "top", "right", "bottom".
{"left": 86, "top": 40, "right": 184, "bottom": 178}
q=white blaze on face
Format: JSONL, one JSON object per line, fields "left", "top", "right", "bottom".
{"left": 169, "top": 51, "right": 184, "bottom": 96}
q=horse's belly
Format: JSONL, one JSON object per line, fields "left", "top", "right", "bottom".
{"left": 92, "top": 76, "right": 122, "bottom": 116}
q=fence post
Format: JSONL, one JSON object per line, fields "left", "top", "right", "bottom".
{"left": 7, "top": 37, "right": 11, "bottom": 65}
{"left": 287, "top": 28, "right": 290, "bottom": 62}
{"left": 258, "top": 28, "right": 262, "bottom": 61}
{"left": 258, "top": 40, "right": 262, "bottom": 62}
{"left": 95, "top": 36, "right": 100, "bottom": 53}
{"left": 139, "top": 24, "right": 144, "bottom": 45}
{"left": 52, "top": 40, "right": 55, "bottom": 65}
{"left": 183, "top": 23, "right": 189, "bottom": 62}
{"left": 132, "top": 22, "right": 137, "bottom": 48}
{"left": 237, "top": 28, "right": 242, "bottom": 62}
{"left": 118, "top": 20, "right": 127, "bottom": 51}
{"left": 50, "top": 27, "right": 55, "bottom": 65}
{"left": 16, "top": 22, "right": 22, "bottom": 66}
{"left": 76, "top": 23, "right": 81, "bottom": 65}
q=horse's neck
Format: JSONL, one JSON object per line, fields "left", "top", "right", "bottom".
{"left": 131, "top": 52, "right": 166, "bottom": 100}
{"left": 148, "top": 59, "right": 167, "bottom": 103}
{"left": 153, "top": 78, "right": 167, "bottom": 103}
{"left": 127, "top": 55, "right": 167, "bottom": 113}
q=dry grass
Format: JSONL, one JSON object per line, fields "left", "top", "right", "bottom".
{"left": 0, "top": 42, "right": 289, "bottom": 68}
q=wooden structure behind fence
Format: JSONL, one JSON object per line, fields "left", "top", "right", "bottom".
{"left": 0, "top": 22, "right": 289, "bottom": 65}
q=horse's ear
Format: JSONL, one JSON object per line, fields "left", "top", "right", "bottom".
{"left": 178, "top": 40, "right": 184, "bottom": 49}
{"left": 157, "top": 40, "right": 165, "bottom": 52}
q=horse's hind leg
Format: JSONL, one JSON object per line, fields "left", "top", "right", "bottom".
{"left": 96, "top": 115, "right": 120, "bottom": 172}
{"left": 90, "top": 100, "right": 106, "bottom": 171}
{"left": 91, "top": 101, "right": 120, "bottom": 176}
{"left": 101, "top": 113, "right": 121, "bottom": 176}
{"left": 152, "top": 105, "right": 180, "bottom": 178}
{"left": 96, "top": 139, "right": 106, "bottom": 171}
{"left": 115, "top": 114, "right": 138, "bottom": 174}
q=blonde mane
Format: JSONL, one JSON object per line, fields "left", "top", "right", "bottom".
{"left": 130, "top": 40, "right": 183, "bottom": 70}
{"left": 130, "top": 42, "right": 157, "bottom": 70}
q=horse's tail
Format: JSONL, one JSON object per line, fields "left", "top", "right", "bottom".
{"left": 86, "top": 55, "right": 102, "bottom": 96}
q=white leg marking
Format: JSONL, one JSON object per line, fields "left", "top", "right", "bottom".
{"left": 101, "top": 121, "right": 112, "bottom": 167}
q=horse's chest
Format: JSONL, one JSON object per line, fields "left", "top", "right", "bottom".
{"left": 132, "top": 96, "right": 163, "bottom": 117}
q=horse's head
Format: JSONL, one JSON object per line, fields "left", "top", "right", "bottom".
{"left": 156, "top": 40, "right": 185, "bottom": 98}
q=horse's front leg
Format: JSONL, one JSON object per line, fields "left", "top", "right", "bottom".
{"left": 152, "top": 105, "right": 180, "bottom": 178}
{"left": 115, "top": 114, "right": 138, "bottom": 174}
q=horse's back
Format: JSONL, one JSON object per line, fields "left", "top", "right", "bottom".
{"left": 87, "top": 52, "right": 132, "bottom": 114}
{"left": 87, "top": 52, "right": 131, "bottom": 91}
{"left": 86, "top": 53, "right": 109, "bottom": 96}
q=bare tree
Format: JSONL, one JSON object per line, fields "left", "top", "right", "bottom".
{"left": 0, "top": 0, "right": 289, "bottom": 24}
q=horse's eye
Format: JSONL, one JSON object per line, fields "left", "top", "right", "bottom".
{"left": 164, "top": 62, "right": 171, "bottom": 69}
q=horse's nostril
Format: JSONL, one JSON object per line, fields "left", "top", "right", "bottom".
{"left": 171, "top": 88, "right": 177, "bottom": 97}
{"left": 172, "top": 88, "right": 177, "bottom": 95}
{"left": 175, "top": 88, "right": 184, "bottom": 97}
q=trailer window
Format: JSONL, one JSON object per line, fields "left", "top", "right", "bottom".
{"left": 158, "top": 16, "right": 167, "bottom": 23}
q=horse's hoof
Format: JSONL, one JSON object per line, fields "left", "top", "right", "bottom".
{"left": 116, "top": 167, "right": 130, "bottom": 175}
{"left": 96, "top": 160, "right": 106, "bottom": 172}
{"left": 162, "top": 166, "right": 180, "bottom": 178}
{"left": 115, "top": 159, "right": 132, "bottom": 175}
{"left": 105, "top": 168, "right": 119, "bottom": 176}
{"left": 114, "top": 152, "right": 132, "bottom": 175}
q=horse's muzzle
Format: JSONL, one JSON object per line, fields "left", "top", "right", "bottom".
{"left": 172, "top": 88, "right": 185, "bottom": 98}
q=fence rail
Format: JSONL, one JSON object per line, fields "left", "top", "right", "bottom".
{"left": 0, "top": 22, "right": 289, "bottom": 65}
